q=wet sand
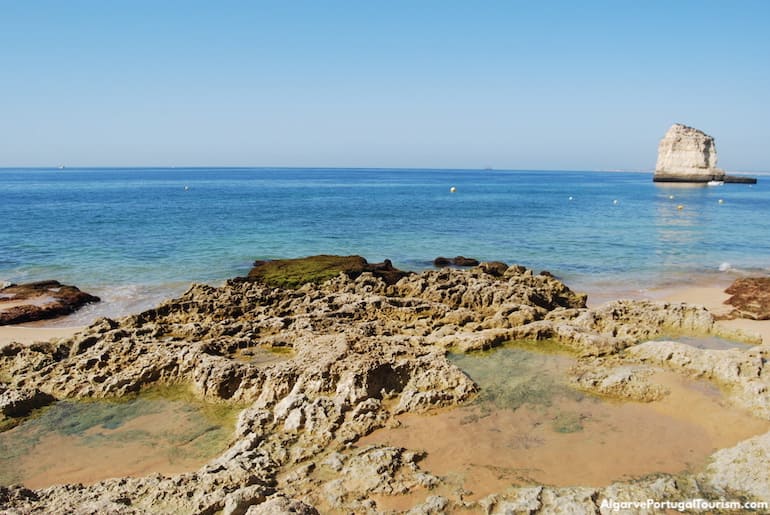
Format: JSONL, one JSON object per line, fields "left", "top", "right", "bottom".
{"left": 587, "top": 278, "right": 770, "bottom": 345}
{"left": 0, "top": 325, "right": 83, "bottom": 348}
{"left": 659, "top": 284, "right": 770, "bottom": 344}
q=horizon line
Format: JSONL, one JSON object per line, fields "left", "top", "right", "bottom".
{"left": 1, "top": 165, "right": 768, "bottom": 175}
{"left": 0, "top": 165, "right": 654, "bottom": 173}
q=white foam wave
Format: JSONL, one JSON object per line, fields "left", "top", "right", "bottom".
{"left": 39, "top": 282, "right": 190, "bottom": 328}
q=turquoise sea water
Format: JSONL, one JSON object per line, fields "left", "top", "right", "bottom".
{"left": 2, "top": 168, "right": 768, "bottom": 323}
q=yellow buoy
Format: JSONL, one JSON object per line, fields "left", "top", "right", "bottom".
{"left": 450, "top": 186, "right": 457, "bottom": 193}
{"left": 677, "top": 204, "right": 684, "bottom": 210}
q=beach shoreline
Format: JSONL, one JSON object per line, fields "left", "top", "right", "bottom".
{"left": 2, "top": 269, "right": 767, "bottom": 346}
{"left": 0, "top": 325, "right": 84, "bottom": 348}
{"left": 658, "top": 283, "right": 770, "bottom": 345}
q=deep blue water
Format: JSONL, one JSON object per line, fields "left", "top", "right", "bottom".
{"left": 2, "top": 168, "right": 769, "bottom": 322}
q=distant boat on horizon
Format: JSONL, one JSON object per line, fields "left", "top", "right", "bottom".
{"left": 58, "top": 164, "right": 65, "bottom": 170}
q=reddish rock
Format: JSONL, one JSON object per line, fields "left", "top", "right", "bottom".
{"left": 0, "top": 280, "right": 100, "bottom": 325}
{"left": 724, "top": 277, "right": 770, "bottom": 320}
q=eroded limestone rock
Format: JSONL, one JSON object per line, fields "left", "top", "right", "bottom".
{"left": 2, "top": 263, "right": 770, "bottom": 512}
{"left": 653, "top": 123, "right": 756, "bottom": 184}
{"left": 654, "top": 123, "right": 722, "bottom": 182}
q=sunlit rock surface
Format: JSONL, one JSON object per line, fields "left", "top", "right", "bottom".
{"left": 1, "top": 258, "right": 769, "bottom": 513}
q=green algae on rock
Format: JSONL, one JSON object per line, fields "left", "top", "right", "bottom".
{"left": 247, "top": 254, "right": 410, "bottom": 288}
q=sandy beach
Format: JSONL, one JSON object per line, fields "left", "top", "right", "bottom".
{"left": 658, "top": 284, "right": 770, "bottom": 345}
{"left": 0, "top": 325, "right": 83, "bottom": 348}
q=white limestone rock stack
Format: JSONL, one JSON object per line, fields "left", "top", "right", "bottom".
{"left": 654, "top": 123, "right": 724, "bottom": 182}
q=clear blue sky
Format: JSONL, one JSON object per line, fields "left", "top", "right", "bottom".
{"left": 1, "top": 1, "right": 768, "bottom": 170}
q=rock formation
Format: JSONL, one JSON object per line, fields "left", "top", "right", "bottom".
{"left": 1, "top": 259, "right": 769, "bottom": 513}
{"left": 724, "top": 277, "right": 770, "bottom": 320}
{"left": 654, "top": 123, "right": 722, "bottom": 181}
{"left": 433, "top": 256, "right": 480, "bottom": 267}
{"left": 653, "top": 123, "right": 756, "bottom": 184}
{"left": 0, "top": 280, "right": 100, "bottom": 325}
{"left": 248, "top": 255, "right": 410, "bottom": 288}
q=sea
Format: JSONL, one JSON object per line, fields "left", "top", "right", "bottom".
{"left": 2, "top": 167, "right": 769, "bottom": 326}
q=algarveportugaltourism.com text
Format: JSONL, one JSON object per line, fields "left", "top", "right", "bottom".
{"left": 601, "top": 498, "right": 769, "bottom": 512}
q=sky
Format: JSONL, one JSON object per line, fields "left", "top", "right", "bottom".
{"left": 1, "top": 1, "right": 768, "bottom": 171}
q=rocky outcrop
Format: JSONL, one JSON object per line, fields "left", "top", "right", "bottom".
{"left": 724, "top": 277, "right": 770, "bottom": 320}
{"left": 0, "top": 385, "right": 55, "bottom": 431}
{"left": 433, "top": 256, "right": 480, "bottom": 267}
{"left": 654, "top": 123, "right": 722, "bottom": 182}
{"left": 705, "top": 431, "right": 770, "bottom": 503}
{"left": 653, "top": 123, "right": 756, "bottom": 183}
{"left": 1, "top": 262, "right": 770, "bottom": 512}
{"left": 0, "top": 280, "right": 100, "bottom": 325}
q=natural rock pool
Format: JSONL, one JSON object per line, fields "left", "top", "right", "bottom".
{"left": 0, "top": 386, "right": 240, "bottom": 488}
{"left": 359, "top": 342, "right": 770, "bottom": 504}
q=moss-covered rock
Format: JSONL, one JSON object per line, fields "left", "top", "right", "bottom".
{"left": 247, "top": 255, "right": 409, "bottom": 288}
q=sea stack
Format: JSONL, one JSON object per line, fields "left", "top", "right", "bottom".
{"left": 653, "top": 124, "right": 756, "bottom": 184}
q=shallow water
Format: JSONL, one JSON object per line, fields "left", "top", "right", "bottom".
{"left": 232, "top": 345, "right": 294, "bottom": 365}
{"left": 359, "top": 344, "right": 770, "bottom": 504}
{"left": 0, "top": 387, "right": 239, "bottom": 488}
{"left": 656, "top": 335, "right": 755, "bottom": 350}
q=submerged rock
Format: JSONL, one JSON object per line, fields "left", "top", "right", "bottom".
{"left": 0, "top": 280, "right": 100, "bottom": 325}
{"left": 433, "top": 256, "right": 480, "bottom": 267}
